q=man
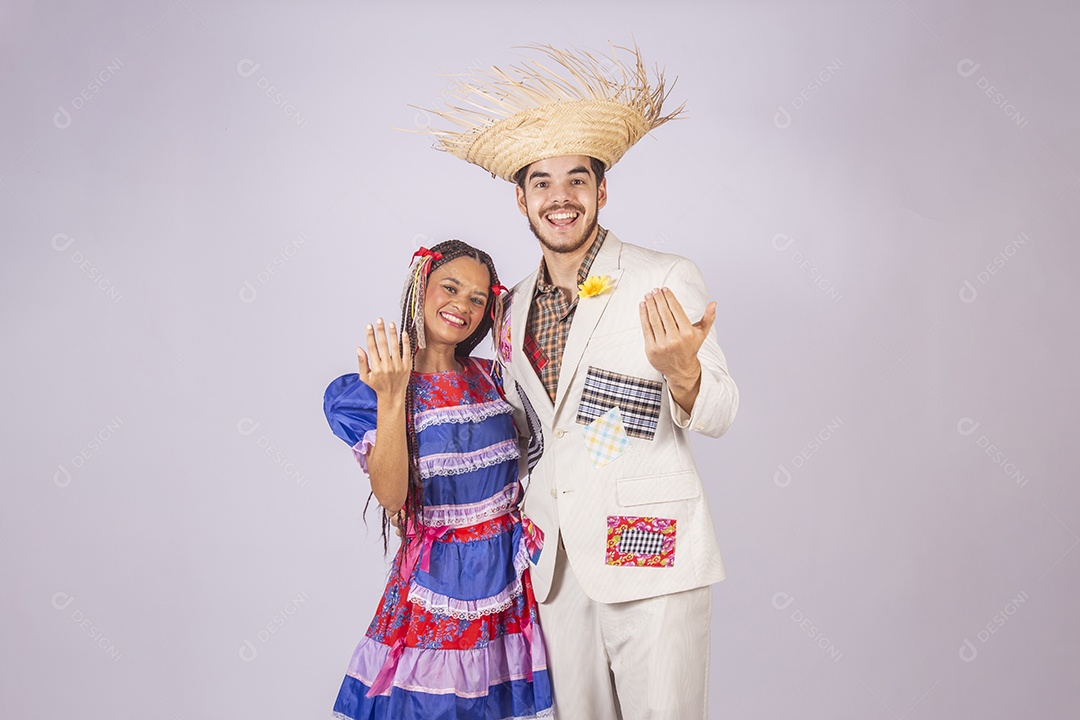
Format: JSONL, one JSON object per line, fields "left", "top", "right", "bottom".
{"left": 420, "top": 45, "right": 739, "bottom": 719}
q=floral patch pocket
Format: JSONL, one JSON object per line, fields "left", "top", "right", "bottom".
{"left": 605, "top": 515, "right": 676, "bottom": 567}
{"left": 576, "top": 366, "right": 663, "bottom": 441}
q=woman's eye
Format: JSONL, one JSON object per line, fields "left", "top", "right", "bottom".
{"left": 472, "top": 297, "right": 485, "bottom": 306}
{"left": 444, "top": 285, "right": 456, "bottom": 294}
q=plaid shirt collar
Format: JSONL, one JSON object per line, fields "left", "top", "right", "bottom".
{"left": 535, "top": 226, "right": 609, "bottom": 297}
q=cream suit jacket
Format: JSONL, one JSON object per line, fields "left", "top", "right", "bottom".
{"left": 501, "top": 231, "right": 739, "bottom": 604}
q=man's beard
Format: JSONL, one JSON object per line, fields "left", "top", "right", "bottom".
{"left": 526, "top": 205, "right": 599, "bottom": 256}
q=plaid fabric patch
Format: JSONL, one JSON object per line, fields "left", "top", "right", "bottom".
{"left": 606, "top": 516, "right": 676, "bottom": 567}
{"left": 581, "top": 406, "right": 631, "bottom": 468}
{"left": 526, "top": 228, "right": 607, "bottom": 403}
{"left": 522, "top": 332, "right": 548, "bottom": 371}
{"left": 576, "top": 366, "right": 664, "bottom": 440}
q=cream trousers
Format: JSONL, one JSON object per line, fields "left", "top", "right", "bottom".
{"left": 538, "top": 540, "right": 712, "bottom": 720}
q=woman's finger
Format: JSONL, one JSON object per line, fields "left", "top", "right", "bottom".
{"left": 365, "top": 323, "right": 381, "bottom": 365}
{"left": 388, "top": 322, "right": 401, "bottom": 362}
{"left": 373, "top": 318, "right": 390, "bottom": 363}
{"left": 356, "top": 346, "right": 371, "bottom": 382}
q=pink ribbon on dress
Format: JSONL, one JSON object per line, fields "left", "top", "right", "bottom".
{"left": 365, "top": 521, "right": 450, "bottom": 698}
{"left": 399, "top": 520, "right": 451, "bottom": 579}
{"left": 510, "top": 508, "right": 545, "bottom": 683}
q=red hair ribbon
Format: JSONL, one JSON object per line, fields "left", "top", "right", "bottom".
{"left": 411, "top": 247, "right": 442, "bottom": 264}
{"left": 491, "top": 284, "right": 509, "bottom": 296}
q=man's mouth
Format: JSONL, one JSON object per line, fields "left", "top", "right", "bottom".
{"left": 439, "top": 311, "right": 467, "bottom": 327}
{"left": 545, "top": 209, "right": 580, "bottom": 228}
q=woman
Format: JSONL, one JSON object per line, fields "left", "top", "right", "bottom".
{"left": 323, "top": 240, "right": 553, "bottom": 719}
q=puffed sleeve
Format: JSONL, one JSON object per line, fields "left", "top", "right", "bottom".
{"left": 323, "top": 373, "right": 379, "bottom": 473}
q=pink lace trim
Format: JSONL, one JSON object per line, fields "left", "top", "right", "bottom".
{"left": 424, "top": 483, "right": 519, "bottom": 528}
{"left": 351, "top": 430, "right": 378, "bottom": 474}
{"left": 414, "top": 399, "right": 513, "bottom": 432}
{"left": 418, "top": 438, "right": 519, "bottom": 479}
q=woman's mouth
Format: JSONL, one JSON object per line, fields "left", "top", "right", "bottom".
{"left": 439, "top": 311, "right": 467, "bottom": 328}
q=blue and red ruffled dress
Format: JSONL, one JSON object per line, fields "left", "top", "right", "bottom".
{"left": 324, "top": 357, "right": 553, "bottom": 720}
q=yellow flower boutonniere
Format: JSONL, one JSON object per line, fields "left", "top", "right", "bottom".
{"left": 578, "top": 274, "right": 614, "bottom": 299}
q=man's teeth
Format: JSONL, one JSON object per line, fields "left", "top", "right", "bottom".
{"left": 547, "top": 212, "right": 578, "bottom": 220}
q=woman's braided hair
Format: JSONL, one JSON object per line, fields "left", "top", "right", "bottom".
{"left": 368, "top": 239, "right": 502, "bottom": 552}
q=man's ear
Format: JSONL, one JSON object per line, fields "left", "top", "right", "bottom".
{"left": 515, "top": 184, "right": 529, "bottom": 216}
{"left": 596, "top": 177, "right": 608, "bottom": 210}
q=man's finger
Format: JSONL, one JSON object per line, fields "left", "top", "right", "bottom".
{"left": 639, "top": 300, "right": 657, "bottom": 345}
{"left": 644, "top": 291, "right": 667, "bottom": 336}
{"left": 653, "top": 288, "right": 680, "bottom": 331}
{"left": 694, "top": 301, "right": 718, "bottom": 337}
{"left": 660, "top": 287, "right": 691, "bottom": 328}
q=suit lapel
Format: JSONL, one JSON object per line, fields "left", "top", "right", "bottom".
{"left": 553, "top": 234, "right": 624, "bottom": 417}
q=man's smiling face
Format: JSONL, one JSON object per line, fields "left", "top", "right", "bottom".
{"left": 515, "top": 154, "right": 607, "bottom": 256}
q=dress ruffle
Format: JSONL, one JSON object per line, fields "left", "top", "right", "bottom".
{"left": 409, "top": 539, "right": 532, "bottom": 620}
{"left": 343, "top": 628, "right": 548, "bottom": 697}
{"left": 419, "top": 438, "right": 519, "bottom": 479}
{"left": 414, "top": 399, "right": 514, "bottom": 432}
{"left": 425, "top": 483, "right": 519, "bottom": 528}
{"left": 351, "top": 430, "right": 377, "bottom": 474}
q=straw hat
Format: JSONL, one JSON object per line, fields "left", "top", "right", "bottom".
{"left": 417, "top": 44, "right": 684, "bottom": 182}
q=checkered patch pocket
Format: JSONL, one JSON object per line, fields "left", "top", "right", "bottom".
{"left": 605, "top": 516, "right": 676, "bottom": 567}
{"left": 576, "top": 366, "right": 663, "bottom": 440}
{"left": 581, "top": 406, "right": 632, "bottom": 468}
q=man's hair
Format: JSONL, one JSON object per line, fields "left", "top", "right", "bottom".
{"left": 513, "top": 156, "right": 606, "bottom": 190}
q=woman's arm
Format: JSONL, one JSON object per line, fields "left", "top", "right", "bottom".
{"left": 359, "top": 318, "right": 412, "bottom": 514}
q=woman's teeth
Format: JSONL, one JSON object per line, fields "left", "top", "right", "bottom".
{"left": 440, "top": 312, "right": 465, "bottom": 326}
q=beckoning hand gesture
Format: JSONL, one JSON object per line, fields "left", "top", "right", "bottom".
{"left": 357, "top": 318, "right": 412, "bottom": 400}
{"left": 639, "top": 287, "right": 717, "bottom": 385}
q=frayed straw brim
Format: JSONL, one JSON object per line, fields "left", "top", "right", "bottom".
{"left": 416, "top": 44, "right": 684, "bottom": 182}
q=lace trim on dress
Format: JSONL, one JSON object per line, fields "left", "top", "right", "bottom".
{"left": 419, "top": 438, "right": 519, "bottom": 479}
{"left": 414, "top": 399, "right": 513, "bottom": 432}
{"left": 407, "top": 541, "right": 531, "bottom": 620}
{"left": 424, "top": 483, "right": 519, "bottom": 528}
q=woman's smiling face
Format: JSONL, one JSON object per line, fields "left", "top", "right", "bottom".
{"left": 422, "top": 256, "right": 491, "bottom": 350}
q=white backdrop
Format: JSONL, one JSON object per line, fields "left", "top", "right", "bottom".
{"left": 2, "top": 1, "right": 1078, "bottom": 718}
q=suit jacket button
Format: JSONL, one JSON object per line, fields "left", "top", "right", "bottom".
{"left": 555, "top": 428, "right": 565, "bottom": 438}
{"left": 550, "top": 488, "right": 557, "bottom": 498}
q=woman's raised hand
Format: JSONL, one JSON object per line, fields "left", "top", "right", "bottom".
{"left": 357, "top": 318, "right": 412, "bottom": 400}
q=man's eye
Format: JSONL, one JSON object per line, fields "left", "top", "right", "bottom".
{"left": 535, "top": 181, "right": 547, "bottom": 188}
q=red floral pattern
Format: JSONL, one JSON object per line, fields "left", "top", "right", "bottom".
{"left": 605, "top": 515, "right": 677, "bottom": 567}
